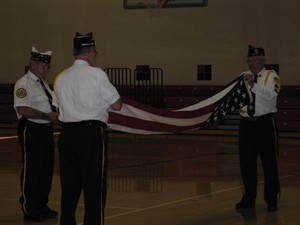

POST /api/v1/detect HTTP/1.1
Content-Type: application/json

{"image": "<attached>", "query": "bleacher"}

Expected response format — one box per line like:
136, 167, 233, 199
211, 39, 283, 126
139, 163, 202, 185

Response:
0, 84, 16, 128
1, 83, 300, 134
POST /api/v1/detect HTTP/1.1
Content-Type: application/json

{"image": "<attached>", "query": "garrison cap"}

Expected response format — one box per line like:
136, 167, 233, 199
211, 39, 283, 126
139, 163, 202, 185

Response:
73, 32, 96, 50
30, 46, 52, 64
247, 45, 265, 57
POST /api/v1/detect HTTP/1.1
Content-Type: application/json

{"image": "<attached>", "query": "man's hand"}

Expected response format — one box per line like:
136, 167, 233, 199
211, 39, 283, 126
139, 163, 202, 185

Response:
244, 74, 254, 88
47, 112, 60, 124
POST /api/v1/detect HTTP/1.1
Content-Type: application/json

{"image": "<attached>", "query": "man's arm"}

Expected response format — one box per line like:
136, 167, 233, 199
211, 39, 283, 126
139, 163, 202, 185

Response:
16, 106, 59, 123
110, 98, 122, 111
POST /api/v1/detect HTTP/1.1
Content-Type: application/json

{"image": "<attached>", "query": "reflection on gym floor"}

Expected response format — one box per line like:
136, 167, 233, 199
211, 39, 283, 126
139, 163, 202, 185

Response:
0, 132, 299, 225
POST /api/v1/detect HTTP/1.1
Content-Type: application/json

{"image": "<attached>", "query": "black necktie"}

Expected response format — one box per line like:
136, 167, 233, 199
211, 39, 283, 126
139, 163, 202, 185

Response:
40, 79, 57, 112
247, 74, 258, 117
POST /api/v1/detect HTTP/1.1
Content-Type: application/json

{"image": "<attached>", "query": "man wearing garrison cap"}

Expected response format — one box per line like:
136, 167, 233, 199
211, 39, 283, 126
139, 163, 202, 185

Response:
14, 47, 59, 221
54, 32, 122, 225
247, 45, 265, 57
236, 45, 281, 212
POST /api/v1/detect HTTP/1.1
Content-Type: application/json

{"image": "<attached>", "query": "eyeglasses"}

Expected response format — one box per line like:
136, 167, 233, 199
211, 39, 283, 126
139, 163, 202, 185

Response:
247, 58, 258, 64
247, 57, 264, 64
91, 49, 98, 55
36, 62, 50, 70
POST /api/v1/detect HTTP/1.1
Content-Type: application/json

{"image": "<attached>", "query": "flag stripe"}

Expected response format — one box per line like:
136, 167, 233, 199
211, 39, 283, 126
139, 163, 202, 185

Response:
109, 111, 211, 133
119, 97, 214, 118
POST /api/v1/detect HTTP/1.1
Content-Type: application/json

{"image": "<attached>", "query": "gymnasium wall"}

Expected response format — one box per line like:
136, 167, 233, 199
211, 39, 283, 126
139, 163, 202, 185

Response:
0, 0, 299, 85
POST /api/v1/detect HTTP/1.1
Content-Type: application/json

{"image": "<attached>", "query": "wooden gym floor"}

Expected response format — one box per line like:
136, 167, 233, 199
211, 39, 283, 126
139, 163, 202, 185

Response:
0, 130, 299, 225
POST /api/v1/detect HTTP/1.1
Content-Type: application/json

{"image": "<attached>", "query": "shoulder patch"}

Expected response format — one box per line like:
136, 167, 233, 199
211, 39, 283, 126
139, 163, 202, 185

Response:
274, 77, 281, 93
16, 88, 27, 98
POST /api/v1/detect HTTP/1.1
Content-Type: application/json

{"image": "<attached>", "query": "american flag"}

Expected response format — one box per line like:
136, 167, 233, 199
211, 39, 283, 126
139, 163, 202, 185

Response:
108, 75, 252, 135
205, 75, 252, 126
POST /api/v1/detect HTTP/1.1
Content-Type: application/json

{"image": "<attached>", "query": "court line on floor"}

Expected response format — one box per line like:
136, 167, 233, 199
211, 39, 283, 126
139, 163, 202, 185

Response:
0, 197, 138, 211
104, 185, 243, 220
0, 174, 295, 207
0, 135, 18, 140
104, 174, 295, 220
0, 132, 60, 141
0, 174, 296, 225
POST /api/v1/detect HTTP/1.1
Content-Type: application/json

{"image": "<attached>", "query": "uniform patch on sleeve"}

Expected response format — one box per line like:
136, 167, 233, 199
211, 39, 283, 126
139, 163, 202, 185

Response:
16, 88, 27, 98
274, 77, 281, 93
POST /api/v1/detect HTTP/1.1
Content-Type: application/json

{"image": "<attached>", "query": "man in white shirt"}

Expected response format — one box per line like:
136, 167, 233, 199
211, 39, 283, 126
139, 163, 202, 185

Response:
236, 45, 281, 212
54, 32, 122, 225
14, 47, 59, 222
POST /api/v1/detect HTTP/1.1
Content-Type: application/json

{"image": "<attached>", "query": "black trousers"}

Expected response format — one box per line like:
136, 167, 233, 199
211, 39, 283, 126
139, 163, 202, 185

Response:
238, 115, 280, 205
18, 120, 55, 214
59, 121, 108, 225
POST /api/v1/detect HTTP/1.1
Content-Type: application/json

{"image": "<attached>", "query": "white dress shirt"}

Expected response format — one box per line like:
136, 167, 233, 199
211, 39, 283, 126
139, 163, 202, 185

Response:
240, 67, 280, 117
54, 60, 120, 124
14, 71, 55, 123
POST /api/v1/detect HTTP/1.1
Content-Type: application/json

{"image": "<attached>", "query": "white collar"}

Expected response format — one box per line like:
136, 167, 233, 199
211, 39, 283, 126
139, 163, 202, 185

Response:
74, 59, 90, 66
27, 70, 41, 82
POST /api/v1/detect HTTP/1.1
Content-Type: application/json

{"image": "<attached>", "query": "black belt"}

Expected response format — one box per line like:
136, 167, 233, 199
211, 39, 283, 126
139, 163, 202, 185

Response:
63, 120, 107, 128
242, 113, 274, 122
27, 121, 52, 127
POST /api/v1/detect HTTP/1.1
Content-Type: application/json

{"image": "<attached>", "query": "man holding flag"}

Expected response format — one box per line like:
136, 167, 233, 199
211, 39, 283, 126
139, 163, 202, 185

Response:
236, 45, 281, 212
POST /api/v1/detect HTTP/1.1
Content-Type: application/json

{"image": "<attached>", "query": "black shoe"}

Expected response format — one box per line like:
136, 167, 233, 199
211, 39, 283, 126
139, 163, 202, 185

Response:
267, 204, 278, 212
236, 201, 255, 209
23, 212, 45, 222
235, 196, 255, 210
41, 206, 58, 219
